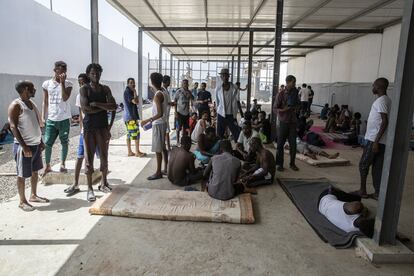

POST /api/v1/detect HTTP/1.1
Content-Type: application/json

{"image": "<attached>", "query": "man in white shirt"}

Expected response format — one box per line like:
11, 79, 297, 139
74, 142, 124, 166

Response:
236, 121, 259, 161
215, 68, 243, 142
41, 61, 73, 175
298, 83, 310, 115
353, 78, 391, 200
318, 186, 374, 237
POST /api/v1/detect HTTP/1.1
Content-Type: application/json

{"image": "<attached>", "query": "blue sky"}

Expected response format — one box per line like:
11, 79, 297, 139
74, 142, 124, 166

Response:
33, 0, 161, 58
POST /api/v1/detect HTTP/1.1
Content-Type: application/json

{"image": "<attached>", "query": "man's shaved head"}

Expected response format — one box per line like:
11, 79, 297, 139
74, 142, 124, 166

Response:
373, 77, 389, 95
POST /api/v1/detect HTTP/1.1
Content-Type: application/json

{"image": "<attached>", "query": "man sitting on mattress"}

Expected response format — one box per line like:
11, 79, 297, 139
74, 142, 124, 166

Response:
318, 186, 374, 237
285, 138, 340, 160
168, 135, 203, 186
239, 137, 275, 187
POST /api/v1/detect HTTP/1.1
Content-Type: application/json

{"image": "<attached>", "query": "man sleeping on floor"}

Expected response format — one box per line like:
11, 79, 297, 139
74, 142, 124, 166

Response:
318, 186, 374, 237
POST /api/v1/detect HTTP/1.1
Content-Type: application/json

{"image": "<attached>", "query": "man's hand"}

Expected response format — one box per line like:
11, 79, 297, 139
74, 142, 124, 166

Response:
175, 112, 179, 119
22, 146, 32, 157
59, 73, 66, 84
141, 119, 149, 127
372, 142, 379, 153
40, 142, 45, 152
40, 119, 45, 129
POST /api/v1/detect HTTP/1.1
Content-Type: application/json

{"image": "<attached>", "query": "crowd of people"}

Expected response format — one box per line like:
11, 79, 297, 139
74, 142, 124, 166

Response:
6, 55, 391, 237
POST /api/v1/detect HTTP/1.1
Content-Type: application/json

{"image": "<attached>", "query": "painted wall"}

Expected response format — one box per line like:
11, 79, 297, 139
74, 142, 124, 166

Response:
0, 0, 149, 125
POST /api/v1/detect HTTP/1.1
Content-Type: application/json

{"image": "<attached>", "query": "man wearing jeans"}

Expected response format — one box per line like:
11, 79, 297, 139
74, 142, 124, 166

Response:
353, 78, 391, 200
41, 61, 73, 175
275, 75, 300, 172
215, 68, 243, 142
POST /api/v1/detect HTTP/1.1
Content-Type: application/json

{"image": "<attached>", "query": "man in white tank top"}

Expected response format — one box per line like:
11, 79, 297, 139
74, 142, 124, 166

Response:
8, 81, 49, 211
141, 72, 167, 180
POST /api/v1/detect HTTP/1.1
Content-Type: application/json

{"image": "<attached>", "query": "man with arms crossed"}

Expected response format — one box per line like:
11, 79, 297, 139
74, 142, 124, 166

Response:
80, 63, 117, 201
353, 78, 391, 200
9, 81, 48, 211
42, 61, 73, 175
174, 79, 193, 144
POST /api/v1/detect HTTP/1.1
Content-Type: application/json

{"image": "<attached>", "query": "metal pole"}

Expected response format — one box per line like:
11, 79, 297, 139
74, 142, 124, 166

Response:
271, 0, 284, 141
177, 60, 181, 86
138, 28, 143, 119
170, 55, 173, 77
237, 46, 241, 83
159, 46, 163, 72
247, 31, 254, 111
90, 0, 99, 63
231, 56, 235, 83
373, 0, 414, 245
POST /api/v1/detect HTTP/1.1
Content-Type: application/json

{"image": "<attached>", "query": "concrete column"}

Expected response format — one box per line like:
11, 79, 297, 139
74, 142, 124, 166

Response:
373, 0, 414, 245
138, 28, 143, 118
271, 0, 284, 141
90, 0, 99, 63
247, 31, 254, 111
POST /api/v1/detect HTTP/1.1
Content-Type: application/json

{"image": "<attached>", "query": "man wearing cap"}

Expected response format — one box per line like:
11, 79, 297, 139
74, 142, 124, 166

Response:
215, 68, 243, 142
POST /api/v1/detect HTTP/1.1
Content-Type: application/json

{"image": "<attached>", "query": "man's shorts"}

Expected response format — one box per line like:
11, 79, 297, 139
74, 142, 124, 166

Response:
13, 143, 43, 178
77, 133, 100, 159
152, 122, 167, 153
177, 113, 190, 130
125, 120, 141, 140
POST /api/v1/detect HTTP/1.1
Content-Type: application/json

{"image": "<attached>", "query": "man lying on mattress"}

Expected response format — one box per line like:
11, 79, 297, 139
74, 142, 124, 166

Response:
285, 138, 340, 160
239, 137, 276, 187
318, 186, 374, 237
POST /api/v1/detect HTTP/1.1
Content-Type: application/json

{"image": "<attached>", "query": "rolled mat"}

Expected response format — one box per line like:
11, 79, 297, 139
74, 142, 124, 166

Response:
89, 186, 255, 224
278, 178, 363, 248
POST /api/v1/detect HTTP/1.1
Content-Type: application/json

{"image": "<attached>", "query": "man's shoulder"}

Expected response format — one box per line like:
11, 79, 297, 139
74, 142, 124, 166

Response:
42, 79, 53, 90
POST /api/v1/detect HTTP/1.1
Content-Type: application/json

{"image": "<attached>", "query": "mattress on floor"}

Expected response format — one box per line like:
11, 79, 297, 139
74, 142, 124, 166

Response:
89, 186, 255, 224
285, 150, 350, 167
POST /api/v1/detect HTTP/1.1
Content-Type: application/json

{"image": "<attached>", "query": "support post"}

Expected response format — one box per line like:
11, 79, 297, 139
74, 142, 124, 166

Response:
271, 0, 284, 141
138, 28, 143, 119
170, 55, 173, 77
159, 46, 163, 73
373, 0, 414, 245
177, 60, 181, 87
237, 46, 241, 83
247, 31, 254, 111
231, 56, 235, 83
90, 0, 99, 63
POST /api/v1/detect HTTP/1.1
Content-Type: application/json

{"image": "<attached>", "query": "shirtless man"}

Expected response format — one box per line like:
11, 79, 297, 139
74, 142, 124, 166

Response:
194, 127, 220, 164
240, 137, 276, 187
168, 135, 202, 186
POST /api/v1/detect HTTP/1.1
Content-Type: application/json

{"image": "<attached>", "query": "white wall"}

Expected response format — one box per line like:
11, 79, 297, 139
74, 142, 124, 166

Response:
0, 0, 150, 125
303, 49, 333, 83
378, 24, 401, 81
286, 57, 305, 82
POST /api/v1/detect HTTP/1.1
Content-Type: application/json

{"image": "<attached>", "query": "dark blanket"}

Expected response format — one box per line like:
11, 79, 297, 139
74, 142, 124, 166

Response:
278, 178, 364, 248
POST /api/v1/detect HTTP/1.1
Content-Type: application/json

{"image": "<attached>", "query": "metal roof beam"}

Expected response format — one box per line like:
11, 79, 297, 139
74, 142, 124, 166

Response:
162, 44, 333, 49
140, 26, 382, 33
172, 54, 305, 57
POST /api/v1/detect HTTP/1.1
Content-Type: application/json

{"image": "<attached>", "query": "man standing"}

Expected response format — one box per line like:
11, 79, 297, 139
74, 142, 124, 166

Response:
174, 79, 193, 143
308, 85, 314, 113
195, 82, 212, 118
80, 63, 117, 201
191, 82, 199, 100
275, 75, 300, 172
141, 72, 168, 180
162, 75, 174, 151
215, 68, 243, 142
353, 78, 391, 200
298, 83, 310, 115
41, 61, 73, 175
123, 77, 145, 157
8, 81, 48, 211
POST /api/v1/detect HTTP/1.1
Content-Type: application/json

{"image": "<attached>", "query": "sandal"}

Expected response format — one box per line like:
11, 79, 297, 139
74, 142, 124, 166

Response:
87, 190, 96, 202
19, 202, 35, 212
350, 190, 369, 199
29, 195, 49, 203
368, 193, 379, 200
147, 174, 163, 181
60, 167, 68, 173
64, 185, 80, 196
98, 184, 112, 193
135, 152, 147, 157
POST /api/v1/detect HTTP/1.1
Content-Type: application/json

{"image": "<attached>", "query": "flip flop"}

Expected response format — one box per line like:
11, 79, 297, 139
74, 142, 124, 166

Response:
350, 190, 369, 199
87, 190, 96, 202
29, 196, 49, 203
60, 167, 68, 173
19, 202, 35, 212
368, 193, 379, 200
98, 185, 112, 193
136, 152, 147, 157
64, 185, 81, 196
147, 174, 163, 181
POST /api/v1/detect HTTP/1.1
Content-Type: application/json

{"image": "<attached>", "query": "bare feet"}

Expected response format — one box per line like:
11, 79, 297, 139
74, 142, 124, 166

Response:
328, 153, 340, 159
41, 166, 52, 177
60, 166, 68, 173
351, 189, 369, 199
29, 195, 49, 203
128, 152, 135, 157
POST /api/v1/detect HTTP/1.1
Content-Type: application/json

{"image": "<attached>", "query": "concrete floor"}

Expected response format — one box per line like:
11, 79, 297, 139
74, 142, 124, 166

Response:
1, 113, 414, 275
